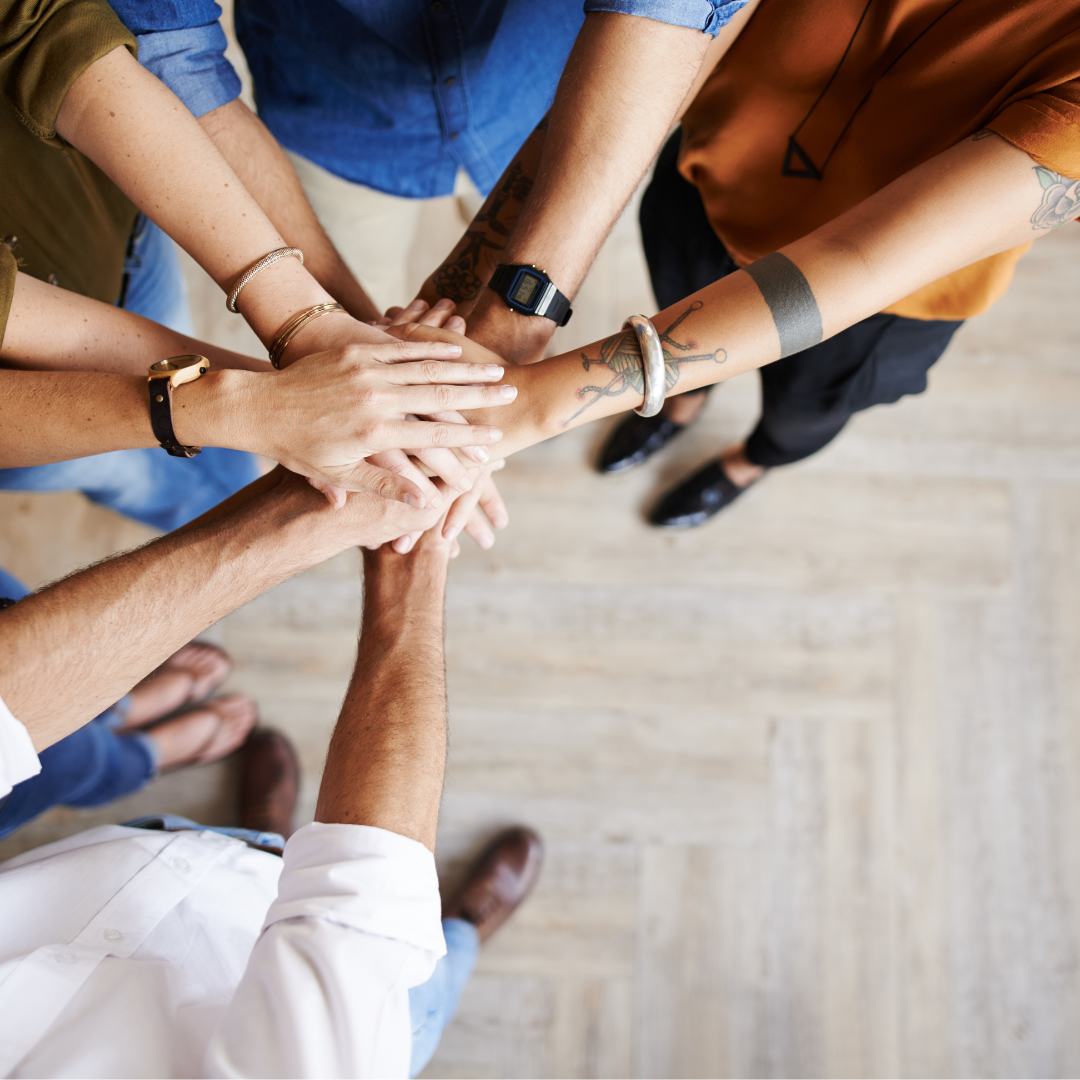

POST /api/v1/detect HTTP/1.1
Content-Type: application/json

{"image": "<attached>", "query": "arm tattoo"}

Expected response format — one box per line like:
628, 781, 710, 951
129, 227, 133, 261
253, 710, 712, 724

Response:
1031, 166, 1080, 231
742, 252, 823, 358
432, 162, 534, 302
562, 302, 726, 427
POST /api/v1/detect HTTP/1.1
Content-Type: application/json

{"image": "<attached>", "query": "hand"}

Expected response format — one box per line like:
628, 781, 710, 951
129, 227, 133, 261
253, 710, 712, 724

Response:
376, 297, 467, 335
211, 339, 517, 508
388, 460, 508, 555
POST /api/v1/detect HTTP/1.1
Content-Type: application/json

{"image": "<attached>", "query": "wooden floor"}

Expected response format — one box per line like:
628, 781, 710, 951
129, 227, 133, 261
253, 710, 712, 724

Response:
2, 199, 1080, 1075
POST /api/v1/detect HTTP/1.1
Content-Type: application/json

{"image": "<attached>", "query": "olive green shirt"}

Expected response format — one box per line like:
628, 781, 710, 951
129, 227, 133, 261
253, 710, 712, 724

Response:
0, 0, 138, 310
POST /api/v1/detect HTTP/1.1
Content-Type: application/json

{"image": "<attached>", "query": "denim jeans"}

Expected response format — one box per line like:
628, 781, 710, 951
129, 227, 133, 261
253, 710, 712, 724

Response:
0, 215, 260, 532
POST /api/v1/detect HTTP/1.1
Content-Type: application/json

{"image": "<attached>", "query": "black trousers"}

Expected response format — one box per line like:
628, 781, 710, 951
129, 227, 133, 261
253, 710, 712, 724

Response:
639, 132, 963, 468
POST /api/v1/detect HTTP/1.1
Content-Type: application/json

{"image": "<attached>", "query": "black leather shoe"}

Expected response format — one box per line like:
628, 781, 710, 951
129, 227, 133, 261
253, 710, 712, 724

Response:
597, 413, 685, 473
648, 460, 759, 529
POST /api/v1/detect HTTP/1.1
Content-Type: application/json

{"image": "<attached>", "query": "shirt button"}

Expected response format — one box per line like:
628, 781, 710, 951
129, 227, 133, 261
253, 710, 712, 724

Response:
444, 76, 456, 87
103, 929, 122, 943
430, 0, 444, 10
55, 953, 77, 964
173, 857, 190, 871
449, 132, 459, 141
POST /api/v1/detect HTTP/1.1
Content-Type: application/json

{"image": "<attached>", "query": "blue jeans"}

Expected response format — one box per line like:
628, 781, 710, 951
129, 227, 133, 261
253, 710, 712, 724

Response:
409, 917, 481, 1076
0, 215, 260, 532
0, 570, 159, 840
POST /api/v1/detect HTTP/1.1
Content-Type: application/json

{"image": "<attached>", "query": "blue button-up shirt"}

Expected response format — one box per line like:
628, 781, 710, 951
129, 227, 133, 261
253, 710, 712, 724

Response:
112, 0, 746, 199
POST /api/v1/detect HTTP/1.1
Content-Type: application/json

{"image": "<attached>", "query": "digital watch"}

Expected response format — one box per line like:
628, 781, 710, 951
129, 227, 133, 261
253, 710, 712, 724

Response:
488, 264, 573, 326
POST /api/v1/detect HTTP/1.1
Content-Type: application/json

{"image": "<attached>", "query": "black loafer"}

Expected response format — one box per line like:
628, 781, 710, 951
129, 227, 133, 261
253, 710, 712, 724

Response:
597, 413, 685, 474
648, 460, 758, 529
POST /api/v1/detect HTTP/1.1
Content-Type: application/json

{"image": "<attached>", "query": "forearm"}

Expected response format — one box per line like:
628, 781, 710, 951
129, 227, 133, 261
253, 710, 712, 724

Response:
55, 46, 336, 346
461, 133, 1061, 453
1, 272, 269, 375
418, 118, 549, 313
315, 548, 449, 850
464, 13, 710, 359
198, 100, 381, 323
0, 472, 350, 749
0, 367, 271, 467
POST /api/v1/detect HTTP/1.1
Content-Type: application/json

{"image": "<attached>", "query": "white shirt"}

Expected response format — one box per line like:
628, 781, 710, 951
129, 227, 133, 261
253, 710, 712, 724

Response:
0, 822, 445, 1077
0, 693, 40, 800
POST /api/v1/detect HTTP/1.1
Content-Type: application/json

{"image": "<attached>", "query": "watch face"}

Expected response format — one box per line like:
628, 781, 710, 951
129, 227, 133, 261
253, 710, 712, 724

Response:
511, 271, 542, 308
150, 354, 207, 373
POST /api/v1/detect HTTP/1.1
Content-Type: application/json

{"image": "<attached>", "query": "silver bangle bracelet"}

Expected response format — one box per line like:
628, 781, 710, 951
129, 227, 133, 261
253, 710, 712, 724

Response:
226, 247, 305, 313
624, 315, 666, 418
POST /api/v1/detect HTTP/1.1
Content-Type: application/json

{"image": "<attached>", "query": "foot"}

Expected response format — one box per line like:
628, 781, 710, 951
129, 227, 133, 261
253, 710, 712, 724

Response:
122, 642, 232, 728
145, 693, 258, 770
239, 729, 300, 839
443, 826, 544, 942
597, 390, 709, 474
648, 443, 766, 529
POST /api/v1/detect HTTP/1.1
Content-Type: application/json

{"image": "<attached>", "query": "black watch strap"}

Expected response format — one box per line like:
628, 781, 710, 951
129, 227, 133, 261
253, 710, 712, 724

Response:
149, 379, 202, 458
489, 264, 573, 327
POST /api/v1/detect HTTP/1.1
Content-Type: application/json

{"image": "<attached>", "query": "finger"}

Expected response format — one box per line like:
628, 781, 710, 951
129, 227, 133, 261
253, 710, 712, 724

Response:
416, 298, 457, 328
441, 477, 487, 542
463, 505, 496, 550
381, 355, 505, 383
446, 315, 466, 333
387, 299, 429, 327
422, 410, 490, 465
392, 530, 423, 555
368, 449, 443, 509
307, 475, 347, 510
360, 338, 467, 365
477, 476, 509, 530
450, 538, 461, 558
379, 416, 505, 451
382, 382, 517, 416
324, 459, 433, 507
409, 446, 476, 493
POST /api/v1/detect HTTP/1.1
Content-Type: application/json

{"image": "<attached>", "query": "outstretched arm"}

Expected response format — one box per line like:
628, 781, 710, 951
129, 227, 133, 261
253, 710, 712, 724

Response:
315, 530, 452, 850
429, 132, 1076, 450
419, 4, 759, 364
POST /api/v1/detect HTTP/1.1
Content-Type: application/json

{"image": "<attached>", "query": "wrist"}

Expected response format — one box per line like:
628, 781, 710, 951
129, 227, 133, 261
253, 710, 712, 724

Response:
233, 256, 336, 346
470, 293, 555, 365
169, 368, 264, 453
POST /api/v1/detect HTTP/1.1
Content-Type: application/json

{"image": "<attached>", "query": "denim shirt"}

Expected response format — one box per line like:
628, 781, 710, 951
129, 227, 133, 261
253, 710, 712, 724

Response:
111, 0, 747, 198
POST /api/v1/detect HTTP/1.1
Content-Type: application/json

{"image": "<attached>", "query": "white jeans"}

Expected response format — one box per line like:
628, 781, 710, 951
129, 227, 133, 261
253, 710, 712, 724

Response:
287, 151, 484, 314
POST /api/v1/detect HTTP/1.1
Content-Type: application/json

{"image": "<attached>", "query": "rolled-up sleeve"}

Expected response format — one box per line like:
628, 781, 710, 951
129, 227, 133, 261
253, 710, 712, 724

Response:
0, 690, 41, 801
583, 0, 748, 35
204, 822, 444, 1079
108, 0, 240, 117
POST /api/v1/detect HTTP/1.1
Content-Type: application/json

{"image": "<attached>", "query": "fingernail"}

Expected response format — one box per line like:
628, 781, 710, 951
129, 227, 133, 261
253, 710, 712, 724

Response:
489, 428, 504, 441
457, 476, 474, 492
484, 364, 503, 377
441, 344, 463, 355
444, 525, 461, 541
402, 492, 420, 508
479, 533, 494, 550
499, 385, 518, 399
407, 298, 426, 311
429, 495, 443, 510
397, 536, 414, 553
434, 297, 453, 309
473, 446, 489, 463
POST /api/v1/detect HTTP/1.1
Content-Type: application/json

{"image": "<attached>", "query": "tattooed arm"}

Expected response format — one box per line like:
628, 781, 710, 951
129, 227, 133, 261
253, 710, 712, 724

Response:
402, 131, 1077, 454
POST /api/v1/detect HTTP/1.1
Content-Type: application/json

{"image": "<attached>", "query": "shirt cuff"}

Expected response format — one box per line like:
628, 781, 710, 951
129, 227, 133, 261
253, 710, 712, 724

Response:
134, 24, 241, 119
266, 823, 446, 958
582, 0, 748, 35
0, 691, 41, 801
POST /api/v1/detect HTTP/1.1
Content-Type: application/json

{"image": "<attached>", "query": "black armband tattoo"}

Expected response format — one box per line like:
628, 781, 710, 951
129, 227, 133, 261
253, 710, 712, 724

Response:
743, 252, 823, 358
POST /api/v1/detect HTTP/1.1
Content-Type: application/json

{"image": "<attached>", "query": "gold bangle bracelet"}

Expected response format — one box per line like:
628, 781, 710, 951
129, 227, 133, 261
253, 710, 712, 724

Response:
268, 302, 346, 368
226, 247, 305, 313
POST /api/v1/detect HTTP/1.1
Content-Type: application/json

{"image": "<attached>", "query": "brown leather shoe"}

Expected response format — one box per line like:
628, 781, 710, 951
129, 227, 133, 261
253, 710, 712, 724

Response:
239, 728, 299, 839
443, 826, 544, 942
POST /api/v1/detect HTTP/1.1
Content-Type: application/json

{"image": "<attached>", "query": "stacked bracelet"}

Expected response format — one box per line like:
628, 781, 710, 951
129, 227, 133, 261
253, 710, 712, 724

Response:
226, 247, 305, 313
624, 315, 666, 417
268, 302, 347, 368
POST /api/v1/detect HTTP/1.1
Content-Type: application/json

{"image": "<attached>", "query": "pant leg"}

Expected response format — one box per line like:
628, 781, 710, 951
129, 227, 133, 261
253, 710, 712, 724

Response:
408, 917, 481, 1077
119, 213, 194, 335
745, 313, 964, 467
0, 717, 157, 840
0, 567, 30, 603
